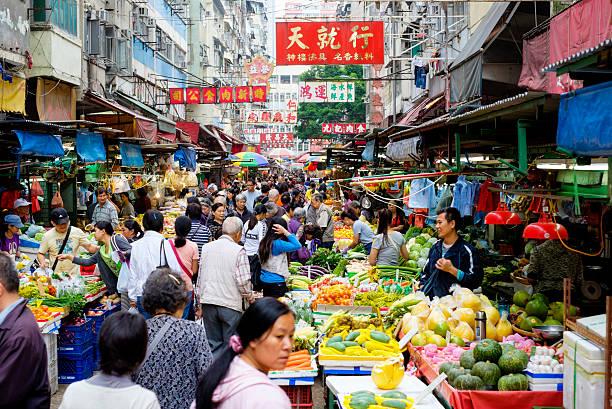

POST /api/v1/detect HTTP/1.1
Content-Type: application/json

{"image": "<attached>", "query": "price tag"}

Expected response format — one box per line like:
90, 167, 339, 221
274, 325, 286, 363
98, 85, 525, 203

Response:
395, 269, 399, 282
413, 373, 447, 405
399, 326, 419, 350
37, 280, 46, 297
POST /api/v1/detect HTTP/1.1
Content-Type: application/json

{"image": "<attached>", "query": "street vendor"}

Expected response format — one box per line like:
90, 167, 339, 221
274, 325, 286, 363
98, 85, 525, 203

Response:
13, 198, 32, 224
420, 207, 484, 297
37, 208, 99, 275
341, 210, 374, 254
525, 238, 583, 300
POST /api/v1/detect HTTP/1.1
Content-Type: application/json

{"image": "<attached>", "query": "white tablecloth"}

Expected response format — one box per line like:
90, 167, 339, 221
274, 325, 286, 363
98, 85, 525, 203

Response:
326, 375, 445, 409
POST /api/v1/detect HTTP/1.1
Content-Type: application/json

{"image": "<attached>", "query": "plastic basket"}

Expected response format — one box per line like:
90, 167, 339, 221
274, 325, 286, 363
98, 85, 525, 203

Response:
58, 346, 94, 375
58, 340, 94, 357
43, 332, 57, 363
59, 366, 94, 384
280, 385, 313, 409
58, 318, 95, 345
80, 264, 96, 275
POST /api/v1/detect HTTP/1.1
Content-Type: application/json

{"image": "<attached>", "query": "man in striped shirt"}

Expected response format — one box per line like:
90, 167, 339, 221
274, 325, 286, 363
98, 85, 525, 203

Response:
186, 202, 211, 253
91, 188, 119, 229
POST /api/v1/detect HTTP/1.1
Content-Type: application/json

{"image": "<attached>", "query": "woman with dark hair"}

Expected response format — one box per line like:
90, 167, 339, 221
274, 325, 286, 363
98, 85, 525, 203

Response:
169, 216, 198, 320
258, 217, 301, 298
368, 209, 410, 267
122, 219, 144, 243
299, 224, 322, 264
241, 204, 268, 291
194, 297, 293, 409
388, 199, 407, 233
134, 268, 212, 409
0, 214, 22, 258
225, 188, 237, 213
59, 221, 131, 296
59, 312, 160, 409
119, 192, 135, 219
341, 210, 374, 254
134, 188, 151, 215
128, 210, 183, 318
186, 202, 212, 254
207, 203, 225, 240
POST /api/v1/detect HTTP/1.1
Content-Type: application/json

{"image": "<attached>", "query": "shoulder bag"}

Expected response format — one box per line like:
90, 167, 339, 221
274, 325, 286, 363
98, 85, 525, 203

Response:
51, 226, 71, 272
169, 239, 193, 279
157, 239, 169, 269
141, 318, 174, 366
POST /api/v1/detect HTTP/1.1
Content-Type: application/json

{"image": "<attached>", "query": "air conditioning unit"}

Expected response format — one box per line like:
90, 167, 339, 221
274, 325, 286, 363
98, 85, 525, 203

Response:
145, 17, 155, 27
88, 9, 98, 20
147, 26, 156, 41
99, 11, 109, 22
105, 0, 117, 11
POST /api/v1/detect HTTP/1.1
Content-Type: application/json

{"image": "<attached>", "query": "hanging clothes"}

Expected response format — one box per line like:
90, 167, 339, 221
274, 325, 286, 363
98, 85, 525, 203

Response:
408, 179, 436, 210
435, 185, 453, 213
476, 180, 500, 213
451, 176, 476, 217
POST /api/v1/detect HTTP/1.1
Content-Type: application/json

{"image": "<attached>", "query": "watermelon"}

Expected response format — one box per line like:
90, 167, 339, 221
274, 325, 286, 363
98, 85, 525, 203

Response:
519, 316, 543, 332
498, 373, 529, 391
512, 291, 531, 308
459, 349, 476, 369
498, 349, 529, 374
473, 339, 503, 363
471, 361, 501, 387
439, 362, 460, 376
454, 374, 484, 390
525, 299, 548, 320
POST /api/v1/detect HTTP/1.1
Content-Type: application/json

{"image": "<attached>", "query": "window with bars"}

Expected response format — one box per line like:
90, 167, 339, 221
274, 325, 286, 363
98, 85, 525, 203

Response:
32, 0, 78, 37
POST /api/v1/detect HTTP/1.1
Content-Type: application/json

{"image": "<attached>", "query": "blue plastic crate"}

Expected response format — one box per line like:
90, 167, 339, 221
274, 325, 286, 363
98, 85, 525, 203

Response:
58, 319, 94, 346
58, 346, 94, 375
58, 341, 93, 358
58, 366, 94, 384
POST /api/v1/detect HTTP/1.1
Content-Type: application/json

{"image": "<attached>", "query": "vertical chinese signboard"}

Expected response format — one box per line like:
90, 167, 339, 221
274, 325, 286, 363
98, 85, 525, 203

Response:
276, 21, 384, 65
260, 133, 294, 149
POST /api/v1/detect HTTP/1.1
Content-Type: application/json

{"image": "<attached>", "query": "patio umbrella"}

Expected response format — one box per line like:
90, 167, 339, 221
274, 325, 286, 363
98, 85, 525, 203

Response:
303, 156, 326, 171
232, 152, 269, 167
266, 148, 296, 159
296, 153, 311, 163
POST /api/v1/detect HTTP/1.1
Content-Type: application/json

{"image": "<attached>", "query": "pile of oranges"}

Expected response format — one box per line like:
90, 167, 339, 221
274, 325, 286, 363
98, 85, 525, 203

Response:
312, 284, 354, 308
29, 305, 54, 322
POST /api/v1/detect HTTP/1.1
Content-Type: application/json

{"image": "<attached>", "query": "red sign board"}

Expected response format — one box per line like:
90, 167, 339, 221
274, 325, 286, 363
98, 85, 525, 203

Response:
169, 87, 267, 104
202, 88, 217, 104
252, 86, 268, 102
219, 87, 234, 103
276, 21, 384, 66
321, 123, 367, 134
169, 88, 184, 104
235, 86, 250, 103
186, 88, 201, 104
260, 133, 294, 148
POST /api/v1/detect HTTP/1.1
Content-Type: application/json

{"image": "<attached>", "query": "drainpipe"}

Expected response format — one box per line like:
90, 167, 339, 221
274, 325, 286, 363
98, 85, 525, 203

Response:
454, 132, 462, 172
517, 119, 534, 175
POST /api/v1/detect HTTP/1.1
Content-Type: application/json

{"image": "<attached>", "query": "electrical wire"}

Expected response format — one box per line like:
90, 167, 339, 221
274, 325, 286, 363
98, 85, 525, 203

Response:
550, 199, 610, 257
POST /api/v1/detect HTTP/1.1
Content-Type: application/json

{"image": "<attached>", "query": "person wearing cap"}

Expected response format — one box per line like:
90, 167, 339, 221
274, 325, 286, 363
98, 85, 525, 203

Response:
92, 188, 119, 229
0, 215, 23, 258
13, 198, 32, 224
37, 208, 98, 275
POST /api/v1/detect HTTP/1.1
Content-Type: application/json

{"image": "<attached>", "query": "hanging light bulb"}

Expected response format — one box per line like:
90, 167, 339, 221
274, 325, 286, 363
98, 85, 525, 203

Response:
485, 203, 522, 225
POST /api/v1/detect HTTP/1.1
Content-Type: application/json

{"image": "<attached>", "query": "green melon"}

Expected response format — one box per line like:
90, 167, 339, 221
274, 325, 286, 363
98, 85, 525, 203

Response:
498, 373, 529, 391
525, 299, 548, 320
515, 312, 528, 328
473, 339, 503, 363
439, 362, 460, 376
509, 304, 522, 315
531, 292, 550, 306
450, 335, 466, 347
519, 316, 543, 332
471, 361, 501, 387
498, 349, 529, 374
433, 321, 451, 338
543, 318, 563, 326
512, 291, 531, 308
448, 367, 470, 385
454, 374, 484, 390
459, 349, 476, 369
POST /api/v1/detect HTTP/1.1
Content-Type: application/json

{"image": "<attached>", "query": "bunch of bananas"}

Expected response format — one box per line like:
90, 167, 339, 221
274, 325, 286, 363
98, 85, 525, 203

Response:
511, 195, 531, 213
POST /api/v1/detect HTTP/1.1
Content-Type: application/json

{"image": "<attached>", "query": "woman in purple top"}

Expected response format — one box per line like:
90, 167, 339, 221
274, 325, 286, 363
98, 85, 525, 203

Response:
1, 214, 22, 258
287, 206, 306, 262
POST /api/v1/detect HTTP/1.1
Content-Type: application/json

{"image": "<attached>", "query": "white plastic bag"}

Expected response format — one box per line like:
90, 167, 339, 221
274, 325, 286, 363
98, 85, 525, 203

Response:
116, 262, 131, 293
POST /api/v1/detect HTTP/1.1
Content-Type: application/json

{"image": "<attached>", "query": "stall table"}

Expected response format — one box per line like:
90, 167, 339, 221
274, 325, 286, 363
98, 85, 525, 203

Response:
326, 375, 445, 409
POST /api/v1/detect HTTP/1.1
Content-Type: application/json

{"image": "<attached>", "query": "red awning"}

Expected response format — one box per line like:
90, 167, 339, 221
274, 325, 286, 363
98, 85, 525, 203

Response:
176, 121, 200, 144
158, 131, 176, 142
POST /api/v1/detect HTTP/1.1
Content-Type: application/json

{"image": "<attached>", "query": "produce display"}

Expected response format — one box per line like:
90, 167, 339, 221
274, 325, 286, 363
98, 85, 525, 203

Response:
510, 290, 575, 332
321, 328, 401, 358
282, 350, 315, 371
307, 248, 344, 272
371, 357, 405, 390
343, 390, 414, 409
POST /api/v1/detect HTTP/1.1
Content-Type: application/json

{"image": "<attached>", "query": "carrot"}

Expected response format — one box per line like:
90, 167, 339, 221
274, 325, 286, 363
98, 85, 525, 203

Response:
286, 360, 310, 368
286, 355, 310, 364
291, 363, 313, 370
290, 350, 309, 357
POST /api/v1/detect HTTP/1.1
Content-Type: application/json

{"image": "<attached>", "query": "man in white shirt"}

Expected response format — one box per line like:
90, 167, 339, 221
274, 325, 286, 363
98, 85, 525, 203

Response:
242, 179, 261, 212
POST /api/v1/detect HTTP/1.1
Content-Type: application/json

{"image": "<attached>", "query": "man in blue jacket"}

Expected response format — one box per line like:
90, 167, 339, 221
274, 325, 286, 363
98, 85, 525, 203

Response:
420, 207, 484, 298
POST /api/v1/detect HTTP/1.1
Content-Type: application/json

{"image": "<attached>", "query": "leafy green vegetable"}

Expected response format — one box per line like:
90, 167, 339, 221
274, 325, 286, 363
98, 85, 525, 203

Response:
307, 248, 343, 272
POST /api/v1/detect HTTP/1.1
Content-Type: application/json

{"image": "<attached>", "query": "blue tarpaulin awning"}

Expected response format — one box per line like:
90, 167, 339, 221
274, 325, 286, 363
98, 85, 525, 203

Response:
174, 146, 197, 171
557, 80, 612, 156
76, 131, 106, 162
119, 142, 144, 167
13, 130, 64, 157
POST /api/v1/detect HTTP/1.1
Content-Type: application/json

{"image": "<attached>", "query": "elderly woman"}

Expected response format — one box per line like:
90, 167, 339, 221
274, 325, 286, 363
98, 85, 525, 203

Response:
133, 268, 213, 409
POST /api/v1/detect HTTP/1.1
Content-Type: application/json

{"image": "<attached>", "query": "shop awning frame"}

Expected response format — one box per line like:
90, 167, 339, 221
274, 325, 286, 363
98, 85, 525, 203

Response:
115, 91, 176, 134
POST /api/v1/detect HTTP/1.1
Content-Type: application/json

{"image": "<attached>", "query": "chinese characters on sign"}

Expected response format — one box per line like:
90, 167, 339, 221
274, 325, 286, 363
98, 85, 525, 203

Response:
245, 56, 275, 87
276, 21, 384, 66
244, 127, 292, 134
260, 133, 295, 148
298, 82, 355, 103
169, 86, 267, 104
321, 123, 367, 134
247, 111, 298, 124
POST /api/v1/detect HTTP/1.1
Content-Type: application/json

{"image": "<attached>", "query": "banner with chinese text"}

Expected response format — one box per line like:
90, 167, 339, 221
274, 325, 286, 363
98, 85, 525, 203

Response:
299, 81, 356, 103
247, 111, 297, 124
169, 86, 267, 104
260, 133, 294, 148
276, 21, 384, 65
321, 123, 367, 134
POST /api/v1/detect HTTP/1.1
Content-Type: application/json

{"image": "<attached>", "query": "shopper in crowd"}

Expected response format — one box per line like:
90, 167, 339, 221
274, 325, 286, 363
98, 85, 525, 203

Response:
368, 209, 410, 267
60, 221, 131, 296
59, 312, 159, 409
185, 203, 212, 254
242, 179, 260, 212
300, 224, 322, 263
305, 181, 318, 201
291, 188, 304, 207
225, 189, 237, 213
134, 269, 212, 409
92, 188, 119, 229
194, 297, 293, 409
341, 210, 375, 254
264, 202, 279, 220
201, 199, 213, 225
128, 210, 182, 318
119, 192, 135, 219
13, 198, 32, 224
207, 203, 225, 240
38, 208, 98, 275
0, 254, 50, 409
241, 204, 268, 291
197, 217, 253, 357
0, 214, 22, 258
169, 216, 198, 320
420, 207, 484, 298
122, 219, 144, 243
311, 194, 334, 250
258, 217, 301, 298
134, 188, 151, 215
388, 199, 407, 234
287, 205, 305, 240
268, 189, 280, 208
280, 193, 292, 221
234, 193, 252, 224
255, 185, 270, 207
208, 184, 218, 198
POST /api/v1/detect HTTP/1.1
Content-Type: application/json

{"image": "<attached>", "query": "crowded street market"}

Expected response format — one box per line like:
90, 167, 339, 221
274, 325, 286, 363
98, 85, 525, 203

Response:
0, 0, 611, 409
